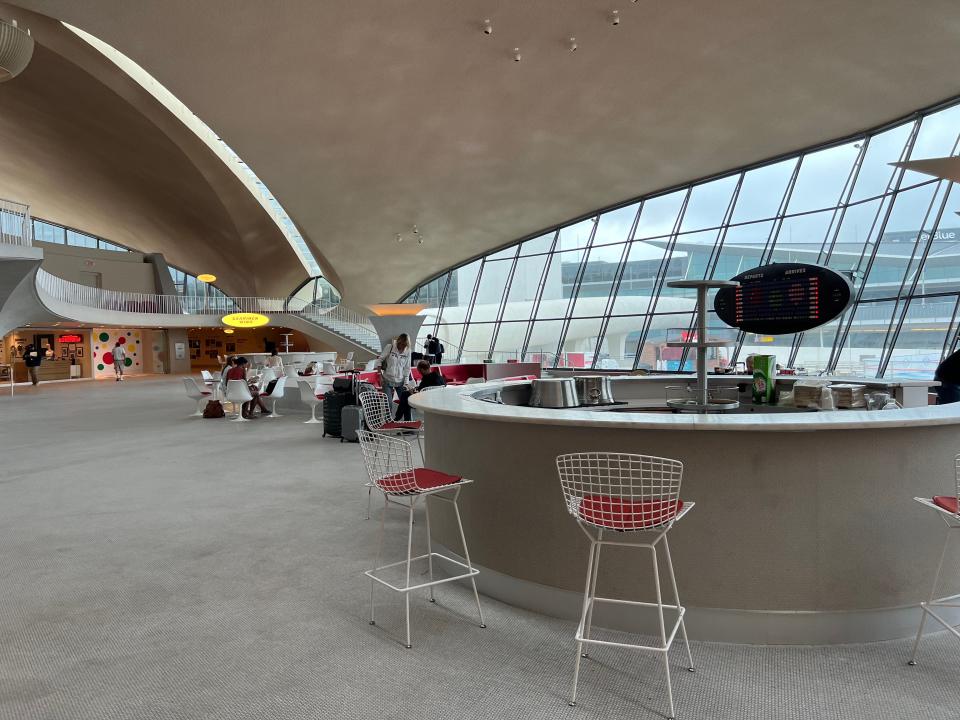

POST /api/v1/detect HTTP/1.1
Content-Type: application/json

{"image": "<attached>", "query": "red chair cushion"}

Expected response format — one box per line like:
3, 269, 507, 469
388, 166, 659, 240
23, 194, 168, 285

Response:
200, 391, 211, 395
934, 495, 959, 514
578, 495, 683, 530
382, 420, 423, 431
379, 467, 461, 493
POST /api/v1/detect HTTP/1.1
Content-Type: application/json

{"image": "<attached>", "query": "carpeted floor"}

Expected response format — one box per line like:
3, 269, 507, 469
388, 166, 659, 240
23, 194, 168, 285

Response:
0, 377, 957, 719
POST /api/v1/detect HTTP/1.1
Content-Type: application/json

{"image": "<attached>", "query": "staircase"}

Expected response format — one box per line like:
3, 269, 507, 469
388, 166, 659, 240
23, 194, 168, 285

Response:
300, 304, 381, 353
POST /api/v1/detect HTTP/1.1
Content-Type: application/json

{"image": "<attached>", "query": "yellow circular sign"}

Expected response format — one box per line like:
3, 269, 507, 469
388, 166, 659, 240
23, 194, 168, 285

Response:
221, 312, 270, 328
197, 273, 217, 283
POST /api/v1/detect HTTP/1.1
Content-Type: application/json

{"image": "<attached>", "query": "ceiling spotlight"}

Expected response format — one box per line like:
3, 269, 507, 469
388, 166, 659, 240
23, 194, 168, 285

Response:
417, 236, 424, 245
0, 18, 34, 82
569, 36, 578, 51
513, 47, 521, 62
396, 233, 403, 243
483, 18, 493, 35
412, 224, 419, 235
611, 9, 620, 25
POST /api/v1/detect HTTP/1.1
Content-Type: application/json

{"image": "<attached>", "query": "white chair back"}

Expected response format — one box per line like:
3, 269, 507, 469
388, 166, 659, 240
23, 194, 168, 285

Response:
299, 379, 320, 404
358, 429, 416, 494
346, 351, 355, 361
322, 361, 337, 375
556, 452, 684, 531
183, 377, 207, 400
200, 369, 214, 383
364, 359, 377, 371
259, 367, 277, 385
225, 379, 253, 404
265, 376, 286, 397
359, 390, 392, 431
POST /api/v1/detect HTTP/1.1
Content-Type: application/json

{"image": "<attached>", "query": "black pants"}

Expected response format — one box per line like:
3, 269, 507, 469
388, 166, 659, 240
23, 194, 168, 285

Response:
395, 388, 413, 421
937, 382, 960, 404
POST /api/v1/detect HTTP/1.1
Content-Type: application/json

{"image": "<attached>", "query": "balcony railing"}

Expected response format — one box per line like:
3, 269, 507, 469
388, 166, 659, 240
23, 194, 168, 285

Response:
0, 199, 32, 247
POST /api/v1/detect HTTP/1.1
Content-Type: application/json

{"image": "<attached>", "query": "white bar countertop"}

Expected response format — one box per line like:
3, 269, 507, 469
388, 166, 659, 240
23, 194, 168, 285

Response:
410, 378, 959, 432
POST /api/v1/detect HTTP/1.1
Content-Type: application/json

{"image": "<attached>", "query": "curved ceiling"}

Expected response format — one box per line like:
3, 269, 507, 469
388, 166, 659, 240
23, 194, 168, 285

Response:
0, 5, 312, 298
8, 0, 960, 304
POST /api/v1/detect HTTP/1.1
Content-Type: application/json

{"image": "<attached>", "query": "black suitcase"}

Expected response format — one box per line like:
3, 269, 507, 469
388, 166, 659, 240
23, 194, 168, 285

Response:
322, 391, 355, 437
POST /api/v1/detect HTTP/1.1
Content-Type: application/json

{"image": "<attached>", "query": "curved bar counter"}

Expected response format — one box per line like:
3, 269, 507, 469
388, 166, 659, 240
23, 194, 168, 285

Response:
411, 377, 960, 644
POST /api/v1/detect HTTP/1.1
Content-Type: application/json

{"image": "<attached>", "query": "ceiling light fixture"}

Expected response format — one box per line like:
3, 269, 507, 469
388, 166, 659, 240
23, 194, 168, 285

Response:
223, 328, 235, 334
611, 9, 620, 25
513, 47, 521, 62
483, 18, 493, 35
0, 18, 34, 82
395, 233, 403, 243
197, 273, 217, 283
569, 36, 578, 52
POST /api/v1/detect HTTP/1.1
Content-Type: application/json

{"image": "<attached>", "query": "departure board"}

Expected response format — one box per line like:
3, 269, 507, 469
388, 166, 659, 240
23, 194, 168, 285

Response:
714, 263, 852, 334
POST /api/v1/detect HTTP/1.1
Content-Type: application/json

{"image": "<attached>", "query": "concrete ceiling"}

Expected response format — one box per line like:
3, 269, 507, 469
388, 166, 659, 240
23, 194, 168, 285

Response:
7, 0, 960, 304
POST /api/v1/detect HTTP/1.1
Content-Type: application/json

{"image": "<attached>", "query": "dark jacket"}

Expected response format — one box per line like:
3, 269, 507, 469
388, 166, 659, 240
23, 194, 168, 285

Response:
418, 370, 446, 391
22, 347, 42, 367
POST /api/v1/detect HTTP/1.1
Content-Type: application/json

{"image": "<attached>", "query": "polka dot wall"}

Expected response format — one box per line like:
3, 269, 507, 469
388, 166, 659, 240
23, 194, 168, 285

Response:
92, 329, 143, 379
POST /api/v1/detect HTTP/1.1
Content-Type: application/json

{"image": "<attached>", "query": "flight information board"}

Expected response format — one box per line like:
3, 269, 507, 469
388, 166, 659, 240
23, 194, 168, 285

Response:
714, 263, 853, 334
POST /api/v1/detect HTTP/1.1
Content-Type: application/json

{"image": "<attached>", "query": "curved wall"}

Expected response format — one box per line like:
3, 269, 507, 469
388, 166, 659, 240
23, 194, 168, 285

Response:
0, 7, 307, 298
403, 97, 960, 379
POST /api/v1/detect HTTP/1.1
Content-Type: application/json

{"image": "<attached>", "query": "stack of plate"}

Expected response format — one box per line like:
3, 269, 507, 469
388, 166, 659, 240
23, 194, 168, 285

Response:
793, 383, 827, 408
830, 383, 866, 408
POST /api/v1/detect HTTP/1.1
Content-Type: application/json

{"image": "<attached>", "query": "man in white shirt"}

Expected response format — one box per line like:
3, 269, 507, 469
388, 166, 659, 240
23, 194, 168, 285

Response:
112, 340, 127, 381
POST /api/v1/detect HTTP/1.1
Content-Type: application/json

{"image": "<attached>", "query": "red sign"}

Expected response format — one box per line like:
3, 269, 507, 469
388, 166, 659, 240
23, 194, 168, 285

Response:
58, 334, 83, 343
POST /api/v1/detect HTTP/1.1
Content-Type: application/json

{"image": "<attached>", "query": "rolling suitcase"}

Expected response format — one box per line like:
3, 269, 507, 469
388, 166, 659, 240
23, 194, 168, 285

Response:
340, 404, 364, 443
322, 390, 354, 437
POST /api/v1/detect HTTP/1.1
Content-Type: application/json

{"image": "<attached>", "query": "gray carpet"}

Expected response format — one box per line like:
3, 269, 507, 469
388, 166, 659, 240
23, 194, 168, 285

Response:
0, 377, 957, 720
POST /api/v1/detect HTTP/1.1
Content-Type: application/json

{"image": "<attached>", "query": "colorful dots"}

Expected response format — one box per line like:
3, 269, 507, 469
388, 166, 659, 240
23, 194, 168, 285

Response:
103, 351, 114, 365
127, 344, 136, 353
98, 332, 109, 342
97, 363, 104, 371
124, 358, 133, 367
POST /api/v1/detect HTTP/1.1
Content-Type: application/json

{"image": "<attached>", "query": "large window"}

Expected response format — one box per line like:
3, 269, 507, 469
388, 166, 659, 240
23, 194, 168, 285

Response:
33, 218, 130, 252
402, 97, 960, 377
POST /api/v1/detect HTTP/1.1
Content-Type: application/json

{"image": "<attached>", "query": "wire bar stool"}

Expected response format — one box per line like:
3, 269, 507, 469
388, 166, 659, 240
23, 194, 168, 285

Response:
557, 451, 695, 719
909, 453, 960, 666
359, 429, 485, 648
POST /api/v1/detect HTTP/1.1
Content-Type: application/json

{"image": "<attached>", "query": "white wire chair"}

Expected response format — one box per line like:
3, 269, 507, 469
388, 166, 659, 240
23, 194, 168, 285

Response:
358, 429, 485, 649
909, 453, 960, 666
556, 451, 694, 718
359, 390, 424, 459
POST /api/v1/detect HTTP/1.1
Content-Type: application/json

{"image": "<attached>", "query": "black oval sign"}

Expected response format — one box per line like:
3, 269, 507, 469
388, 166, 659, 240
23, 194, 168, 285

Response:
714, 263, 853, 335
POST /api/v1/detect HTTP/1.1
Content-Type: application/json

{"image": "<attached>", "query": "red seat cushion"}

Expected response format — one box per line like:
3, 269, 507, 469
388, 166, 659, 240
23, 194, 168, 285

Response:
934, 495, 959, 514
200, 391, 211, 395
578, 495, 683, 530
382, 420, 423, 431
379, 467, 461, 494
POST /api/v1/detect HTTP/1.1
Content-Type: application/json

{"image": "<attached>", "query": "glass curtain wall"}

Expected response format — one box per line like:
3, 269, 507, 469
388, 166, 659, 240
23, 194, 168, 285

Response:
402, 97, 960, 378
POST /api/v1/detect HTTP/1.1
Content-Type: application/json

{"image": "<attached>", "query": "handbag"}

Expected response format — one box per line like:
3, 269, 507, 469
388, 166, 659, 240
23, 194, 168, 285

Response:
202, 400, 225, 418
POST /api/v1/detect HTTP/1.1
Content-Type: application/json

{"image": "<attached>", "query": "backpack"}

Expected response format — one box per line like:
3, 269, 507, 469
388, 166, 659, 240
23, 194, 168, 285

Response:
439, 343, 445, 354
202, 400, 225, 418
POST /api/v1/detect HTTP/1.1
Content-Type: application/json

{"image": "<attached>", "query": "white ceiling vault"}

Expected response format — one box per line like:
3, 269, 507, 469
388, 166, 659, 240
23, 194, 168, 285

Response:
8, 0, 960, 304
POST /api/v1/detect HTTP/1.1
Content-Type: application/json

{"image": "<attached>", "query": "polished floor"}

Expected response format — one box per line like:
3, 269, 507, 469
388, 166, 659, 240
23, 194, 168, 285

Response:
1, 377, 958, 720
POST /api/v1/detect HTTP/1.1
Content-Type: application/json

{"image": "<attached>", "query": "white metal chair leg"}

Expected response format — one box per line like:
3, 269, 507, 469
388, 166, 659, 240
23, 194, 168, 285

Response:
663, 534, 695, 672
191, 399, 205, 417
452, 493, 485, 628
570, 537, 598, 707
651, 544, 675, 720
425, 498, 435, 603
370, 496, 388, 627
266, 397, 282, 417
581, 536, 602, 659
909, 526, 953, 665
404, 498, 416, 648
365, 485, 372, 520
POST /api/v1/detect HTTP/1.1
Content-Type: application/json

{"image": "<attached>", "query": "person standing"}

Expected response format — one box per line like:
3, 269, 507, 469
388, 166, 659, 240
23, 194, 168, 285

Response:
377, 333, 412, 417
112, 339, 127, 381
264, 348, 284, 374
935, 348, 960, 404
22, 343, 42, 385
425, 334, 443, 365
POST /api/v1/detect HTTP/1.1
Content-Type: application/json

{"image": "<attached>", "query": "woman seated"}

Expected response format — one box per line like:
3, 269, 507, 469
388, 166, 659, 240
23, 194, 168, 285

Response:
395, 360, 447, 421
299, 361, 319, 376
225, 357, 270, 418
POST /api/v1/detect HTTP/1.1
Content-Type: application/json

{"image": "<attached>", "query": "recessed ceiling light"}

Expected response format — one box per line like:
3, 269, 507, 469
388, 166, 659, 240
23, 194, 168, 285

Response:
197, 273, 217, 283
483, 18, 492, 35
513, 47, 521, 62
611, 9, 620, 25
569, 37, 577, 51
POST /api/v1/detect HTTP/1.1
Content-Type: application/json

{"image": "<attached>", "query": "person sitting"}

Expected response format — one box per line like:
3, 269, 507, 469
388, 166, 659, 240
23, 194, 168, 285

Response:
299, 361, 319, 376
264, 348, 284, 373
225, 357, 270, 418
935, 348, 960, 404
394, 360, 447, 421
220, 355, 236, 393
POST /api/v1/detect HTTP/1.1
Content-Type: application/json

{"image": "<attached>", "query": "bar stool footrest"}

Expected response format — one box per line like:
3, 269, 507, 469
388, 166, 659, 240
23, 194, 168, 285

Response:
365, 552, 479, 593
575, 598, 686, 652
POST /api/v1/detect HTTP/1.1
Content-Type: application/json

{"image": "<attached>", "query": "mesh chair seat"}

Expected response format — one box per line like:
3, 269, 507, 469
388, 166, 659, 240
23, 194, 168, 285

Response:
378, 467, 461, 495
382, 420, 423, 431
934, 495, 959, 514
577, 495, 683, 531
